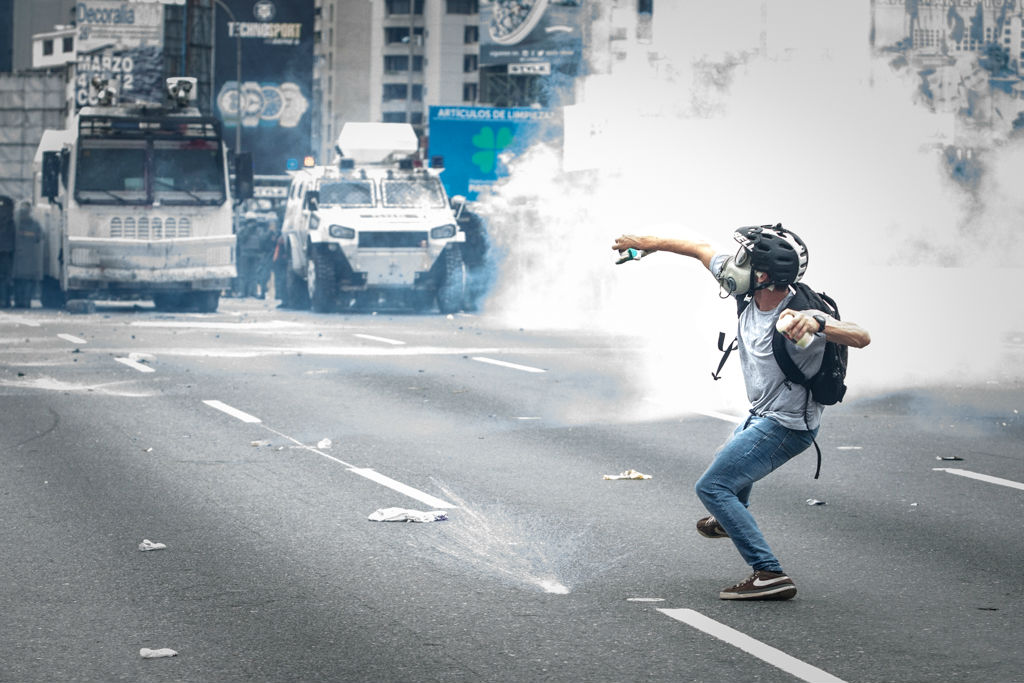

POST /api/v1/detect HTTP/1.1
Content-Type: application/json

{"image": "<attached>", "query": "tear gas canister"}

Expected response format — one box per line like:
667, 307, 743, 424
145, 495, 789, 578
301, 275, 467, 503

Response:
776, 312, 814, 348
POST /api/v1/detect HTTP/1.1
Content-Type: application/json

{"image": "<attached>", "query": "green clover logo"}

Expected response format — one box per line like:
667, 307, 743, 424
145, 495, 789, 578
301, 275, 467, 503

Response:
471, 125, 514, 174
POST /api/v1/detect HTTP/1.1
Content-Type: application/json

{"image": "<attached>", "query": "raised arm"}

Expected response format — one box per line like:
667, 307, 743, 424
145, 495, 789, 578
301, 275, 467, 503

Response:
612, 234, 717, 270
779, 309, 872, 349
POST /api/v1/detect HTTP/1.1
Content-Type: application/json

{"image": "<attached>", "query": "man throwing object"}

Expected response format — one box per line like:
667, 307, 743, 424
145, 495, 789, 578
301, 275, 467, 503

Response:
612, 225, 870, 600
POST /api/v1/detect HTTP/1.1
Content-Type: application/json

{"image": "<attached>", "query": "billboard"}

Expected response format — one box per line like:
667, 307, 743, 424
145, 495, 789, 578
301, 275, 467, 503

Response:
213, 0, 314, 174
73, 0, 166, 108
428, 105, 561, 200
480, 0, 583, 71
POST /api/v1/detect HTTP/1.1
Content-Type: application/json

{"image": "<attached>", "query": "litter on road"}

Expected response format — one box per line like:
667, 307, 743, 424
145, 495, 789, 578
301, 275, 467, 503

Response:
603, 469, 652, 480
317, 438, 332, 449
806, 499, 827, 506
140, 648, 178, 658
138, 539, 167, 551
368, 507, 448, 522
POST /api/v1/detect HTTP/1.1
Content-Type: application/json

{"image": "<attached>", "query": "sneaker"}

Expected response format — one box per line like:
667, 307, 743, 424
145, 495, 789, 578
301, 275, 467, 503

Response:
696, 515, 729, 539
719, 570, 797, 600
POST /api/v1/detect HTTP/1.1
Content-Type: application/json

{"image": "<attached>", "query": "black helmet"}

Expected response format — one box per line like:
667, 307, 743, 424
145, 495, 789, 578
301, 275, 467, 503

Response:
734, 223, 808, 288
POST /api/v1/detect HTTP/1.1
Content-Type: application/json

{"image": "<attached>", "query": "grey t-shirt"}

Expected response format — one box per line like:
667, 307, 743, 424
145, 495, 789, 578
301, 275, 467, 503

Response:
712, 252, 825, 430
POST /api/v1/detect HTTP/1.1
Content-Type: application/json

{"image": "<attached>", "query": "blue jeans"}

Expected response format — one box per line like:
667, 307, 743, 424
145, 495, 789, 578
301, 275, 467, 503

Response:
695, 415, 817, 574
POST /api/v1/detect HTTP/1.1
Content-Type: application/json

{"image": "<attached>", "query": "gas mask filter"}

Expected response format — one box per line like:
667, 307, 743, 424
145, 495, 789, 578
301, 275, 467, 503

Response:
717, 245, 753, 296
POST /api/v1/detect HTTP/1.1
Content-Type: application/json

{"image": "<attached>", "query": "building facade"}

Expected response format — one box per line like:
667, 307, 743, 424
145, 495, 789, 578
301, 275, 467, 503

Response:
313, 0, 483, 164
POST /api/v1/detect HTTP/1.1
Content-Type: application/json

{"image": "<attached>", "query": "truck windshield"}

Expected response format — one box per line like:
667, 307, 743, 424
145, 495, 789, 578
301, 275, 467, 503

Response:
319, 180, 373, 207
153, 140, 226, 204
75, 141, 147, 204
74, 138, 225, 205
380, 177, 446, 209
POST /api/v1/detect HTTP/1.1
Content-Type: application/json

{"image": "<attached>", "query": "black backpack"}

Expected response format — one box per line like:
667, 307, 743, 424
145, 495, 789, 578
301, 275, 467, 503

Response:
712, 282, 848, 478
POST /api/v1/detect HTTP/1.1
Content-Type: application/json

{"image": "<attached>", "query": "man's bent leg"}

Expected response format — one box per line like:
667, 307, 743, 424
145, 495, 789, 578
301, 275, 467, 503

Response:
695, 417, 815, 572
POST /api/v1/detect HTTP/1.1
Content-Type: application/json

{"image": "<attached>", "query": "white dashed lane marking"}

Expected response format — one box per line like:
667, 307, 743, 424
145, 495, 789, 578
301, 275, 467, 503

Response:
658, 608, 846, 683
471, 356, 545, 373
114, 356, 155, 373
202, 400, 454, 508
203, 400, 262, 423
933, 468, 1024, 491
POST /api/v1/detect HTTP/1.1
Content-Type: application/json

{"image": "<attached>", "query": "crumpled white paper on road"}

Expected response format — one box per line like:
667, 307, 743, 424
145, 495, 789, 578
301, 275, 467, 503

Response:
138, 539, 167, 551
368, 507, 448, 523
603, 469, 652, 480
140, 647, 178, 658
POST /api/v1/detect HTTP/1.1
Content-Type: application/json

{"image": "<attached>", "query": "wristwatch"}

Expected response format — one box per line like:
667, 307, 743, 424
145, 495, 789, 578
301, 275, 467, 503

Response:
812, 314, 827, 333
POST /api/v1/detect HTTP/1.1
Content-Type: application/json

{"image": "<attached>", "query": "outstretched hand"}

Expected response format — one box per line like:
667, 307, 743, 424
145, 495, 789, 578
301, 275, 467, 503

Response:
613, 234, 648, 252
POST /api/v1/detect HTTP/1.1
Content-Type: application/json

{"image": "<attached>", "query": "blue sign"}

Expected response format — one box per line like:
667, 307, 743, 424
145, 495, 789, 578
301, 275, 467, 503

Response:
428, 106, 562, 200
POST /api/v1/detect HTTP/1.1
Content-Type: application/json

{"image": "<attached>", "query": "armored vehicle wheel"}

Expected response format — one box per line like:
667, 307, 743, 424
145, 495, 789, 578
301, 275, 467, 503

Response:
437, 247, 465, 315
308, 251, 336, 313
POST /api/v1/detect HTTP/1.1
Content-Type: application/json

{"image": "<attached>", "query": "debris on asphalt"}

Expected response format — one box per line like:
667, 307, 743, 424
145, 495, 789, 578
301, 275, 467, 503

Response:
138, 539, 167, 551
806, 498, 827, 506
936, 455, 964, 461
603, 469, 652, 480
368, 507, 448, 523
250, 440, 271, 447
316, 438, 332, 449
140, 648, 178, 659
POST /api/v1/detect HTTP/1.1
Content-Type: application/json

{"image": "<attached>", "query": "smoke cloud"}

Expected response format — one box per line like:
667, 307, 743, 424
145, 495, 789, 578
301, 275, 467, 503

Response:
475, 1, 1023, 417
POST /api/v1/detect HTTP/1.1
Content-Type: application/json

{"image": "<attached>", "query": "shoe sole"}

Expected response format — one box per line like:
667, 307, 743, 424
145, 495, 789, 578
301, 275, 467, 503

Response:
719, 584, 797, 600
697, 527, 729, 539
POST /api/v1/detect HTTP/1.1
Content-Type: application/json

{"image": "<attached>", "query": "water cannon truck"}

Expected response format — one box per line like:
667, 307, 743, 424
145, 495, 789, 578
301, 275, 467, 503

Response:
33, 76, 253, 311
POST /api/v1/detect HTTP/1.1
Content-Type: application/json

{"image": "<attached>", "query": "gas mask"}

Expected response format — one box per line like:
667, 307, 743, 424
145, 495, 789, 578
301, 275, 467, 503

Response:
717, 244, 753, 297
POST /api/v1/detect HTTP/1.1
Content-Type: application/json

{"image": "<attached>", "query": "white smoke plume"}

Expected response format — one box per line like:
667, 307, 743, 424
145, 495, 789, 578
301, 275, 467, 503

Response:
475, 1, 1023, 416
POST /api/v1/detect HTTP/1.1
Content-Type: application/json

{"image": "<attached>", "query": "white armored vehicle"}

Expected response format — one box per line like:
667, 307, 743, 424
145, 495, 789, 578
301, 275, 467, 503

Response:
34, 77, 251, 311
280, 122, 465, 313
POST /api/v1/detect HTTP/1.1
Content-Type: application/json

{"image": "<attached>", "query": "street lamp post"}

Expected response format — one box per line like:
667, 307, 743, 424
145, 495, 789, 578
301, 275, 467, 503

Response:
210, 0, 242, 153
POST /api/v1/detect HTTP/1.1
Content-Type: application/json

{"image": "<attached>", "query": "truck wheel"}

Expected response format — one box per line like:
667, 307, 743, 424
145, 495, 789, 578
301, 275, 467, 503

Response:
153, 293, 183, 311
437, 248, 465, 315
308, 251, 336, 313
193, 291, 220, 313
40, 277, 64, 309
286, 268, 309, 309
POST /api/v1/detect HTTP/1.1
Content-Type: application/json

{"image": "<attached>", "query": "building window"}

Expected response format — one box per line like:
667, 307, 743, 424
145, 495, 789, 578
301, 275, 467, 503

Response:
383, 83, 408, 101
462, 82, 478, 102
384, 55, 406, 73
464, 25, 479, 43
638, 0, 653, 14
386, 0, 424, 15
385, 26, 424, 44
383, 112, 407, 123
411, 84, 423, 101
62, 36, 74, 53
42, 39, 54, 56
384, 55, 424, 73
447, 0, 478, 13
463, 54, 478, 72
410, 112, 424, 125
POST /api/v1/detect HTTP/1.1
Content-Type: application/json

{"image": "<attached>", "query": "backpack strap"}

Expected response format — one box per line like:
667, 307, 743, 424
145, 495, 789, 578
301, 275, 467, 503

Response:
712, 332, 739, 381
773, 328, 823, 479
711, 295, 750, 381
771, 330, 811, 387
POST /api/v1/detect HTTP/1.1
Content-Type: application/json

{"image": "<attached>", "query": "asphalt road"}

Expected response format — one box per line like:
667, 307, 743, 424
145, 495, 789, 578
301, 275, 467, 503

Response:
1, 298, 1021, 683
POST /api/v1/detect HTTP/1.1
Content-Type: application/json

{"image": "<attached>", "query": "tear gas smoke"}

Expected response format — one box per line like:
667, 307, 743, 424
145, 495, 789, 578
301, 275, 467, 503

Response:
475, 1, 1024, 418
